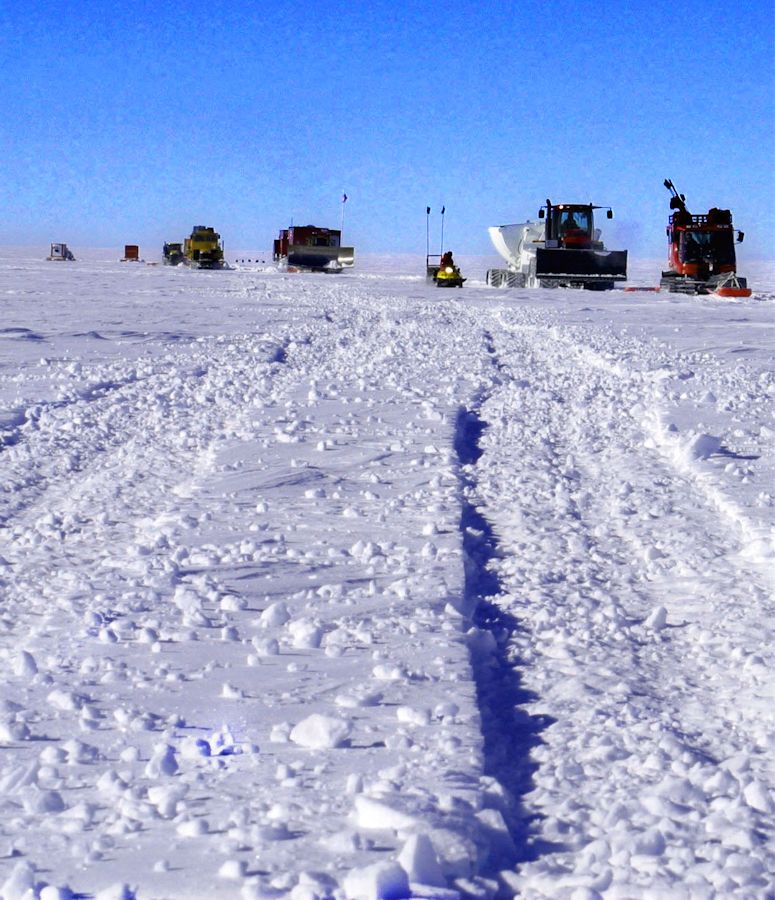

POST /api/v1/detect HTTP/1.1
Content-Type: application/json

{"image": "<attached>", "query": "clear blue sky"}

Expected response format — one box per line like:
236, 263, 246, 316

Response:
2, 0, 773, 258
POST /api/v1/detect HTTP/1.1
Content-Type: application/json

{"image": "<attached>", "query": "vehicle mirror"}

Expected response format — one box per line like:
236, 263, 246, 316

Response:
737, 231, 745, 243
538, 209, 545, 219
607, 209, 613, 219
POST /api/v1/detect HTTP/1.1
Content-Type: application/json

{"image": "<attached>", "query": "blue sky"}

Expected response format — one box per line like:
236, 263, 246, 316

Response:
2, 0, 773, 258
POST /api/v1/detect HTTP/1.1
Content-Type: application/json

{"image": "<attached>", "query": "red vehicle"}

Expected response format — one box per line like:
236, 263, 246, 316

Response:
661, 179, 751, 297
273, 225, 354, 272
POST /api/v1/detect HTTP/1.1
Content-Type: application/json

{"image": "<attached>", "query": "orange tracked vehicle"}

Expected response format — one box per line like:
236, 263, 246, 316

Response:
661, 179, 751, 297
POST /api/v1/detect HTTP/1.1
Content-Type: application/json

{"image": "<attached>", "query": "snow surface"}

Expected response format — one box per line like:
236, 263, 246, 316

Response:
1, 248, 774, 899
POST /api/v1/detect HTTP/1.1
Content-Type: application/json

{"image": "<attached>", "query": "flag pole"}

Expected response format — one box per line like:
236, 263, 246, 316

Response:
341, 191, 347, 241
440, 205, 446, 257
426, 207, 430, 259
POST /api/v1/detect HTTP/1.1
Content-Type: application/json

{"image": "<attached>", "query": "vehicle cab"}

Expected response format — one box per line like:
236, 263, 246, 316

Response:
539, 201, 612, 250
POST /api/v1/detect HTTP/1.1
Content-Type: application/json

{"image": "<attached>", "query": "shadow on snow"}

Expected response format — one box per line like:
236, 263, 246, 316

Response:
454, 406, 557, 873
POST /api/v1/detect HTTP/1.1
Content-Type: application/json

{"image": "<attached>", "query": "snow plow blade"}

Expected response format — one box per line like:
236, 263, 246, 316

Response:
286, 245, 355, 271
536, 248, 628, 282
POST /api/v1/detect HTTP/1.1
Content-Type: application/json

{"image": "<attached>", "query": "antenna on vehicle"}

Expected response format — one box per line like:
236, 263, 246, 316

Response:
664, 178, 688, 213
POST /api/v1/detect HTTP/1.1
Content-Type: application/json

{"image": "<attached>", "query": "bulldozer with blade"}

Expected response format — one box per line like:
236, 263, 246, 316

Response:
487, 200, 627, 290
660, 179, 751, 297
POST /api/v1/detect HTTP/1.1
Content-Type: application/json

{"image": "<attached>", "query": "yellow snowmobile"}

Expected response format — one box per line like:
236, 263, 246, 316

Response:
430, 252, 466, 288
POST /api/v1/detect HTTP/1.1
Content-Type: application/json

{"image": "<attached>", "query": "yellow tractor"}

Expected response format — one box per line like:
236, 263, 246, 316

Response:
183, 226, 226, 269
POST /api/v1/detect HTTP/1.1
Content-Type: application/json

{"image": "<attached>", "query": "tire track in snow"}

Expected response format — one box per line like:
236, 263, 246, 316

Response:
0, 330, 304, 664
452, 324, 560, 883
532, 317, 775, 579
472, 308, 775, 895
454, 403, 554, 876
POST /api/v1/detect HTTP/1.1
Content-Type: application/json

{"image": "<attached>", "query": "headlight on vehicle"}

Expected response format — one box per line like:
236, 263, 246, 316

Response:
445, 267, 454, 273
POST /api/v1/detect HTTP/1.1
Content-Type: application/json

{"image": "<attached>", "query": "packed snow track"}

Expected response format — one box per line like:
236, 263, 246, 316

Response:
1, 251, 774, 898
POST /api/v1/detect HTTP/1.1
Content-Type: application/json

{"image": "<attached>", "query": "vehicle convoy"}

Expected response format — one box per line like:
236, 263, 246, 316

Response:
273, 225, 354, 272
426, 250, 466, 288
487, 200, 628, 290
660, 179, 751, 297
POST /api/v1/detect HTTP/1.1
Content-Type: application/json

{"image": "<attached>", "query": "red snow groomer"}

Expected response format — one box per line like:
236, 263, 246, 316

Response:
661, 179, 751, 297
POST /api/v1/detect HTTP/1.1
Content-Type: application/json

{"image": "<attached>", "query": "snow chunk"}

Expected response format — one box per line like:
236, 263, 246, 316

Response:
1, 861, 35, 900
40, 887, 74, 900
372, 663, 406, 681
221, 682, 245, 699
62, 739, 99, 764
342, 860, 410, 900
289, 714, 351, 749
0, 718, 30, 742
47, 689, 83, 711
94, 885, 135, 900
260, 601, 291, 628
353, 795, 419, 831
686, 431, 722, 460
631, 827, 666, 856
288, 618, 323, 649
180, 736, 212, 759
208, 725, 243, 756
743, 779, 774, 813
396, 706, 431, 727
252, 636, 280, 656
14, 650, 38, 677
145, 743, 178, 777
335, 688, 383, 709
644, 606, 668, 630
218, 859, 246, 880
22, 788, 65, 814
397, 833, 445, 886
147, 784, 188, 818
177, 817, 209, 837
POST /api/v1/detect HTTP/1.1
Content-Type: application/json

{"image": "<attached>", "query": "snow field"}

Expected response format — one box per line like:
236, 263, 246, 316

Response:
1, 251, 774, 897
